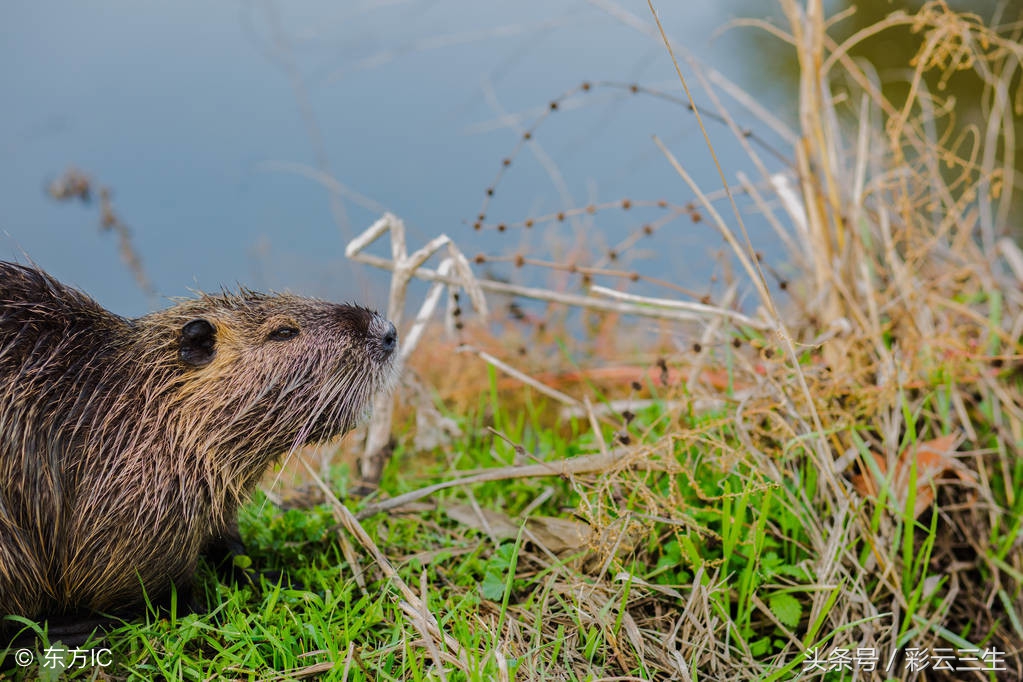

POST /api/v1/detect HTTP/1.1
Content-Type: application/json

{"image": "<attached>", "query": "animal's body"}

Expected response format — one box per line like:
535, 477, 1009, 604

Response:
0, 261, 397, 624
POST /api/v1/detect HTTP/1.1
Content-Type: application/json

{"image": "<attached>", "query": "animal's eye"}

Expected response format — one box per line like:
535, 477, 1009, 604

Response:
268, 326, 300, 341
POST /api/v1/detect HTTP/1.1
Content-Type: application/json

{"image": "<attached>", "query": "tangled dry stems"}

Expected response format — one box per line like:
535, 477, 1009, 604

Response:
334, 1, 1023, 679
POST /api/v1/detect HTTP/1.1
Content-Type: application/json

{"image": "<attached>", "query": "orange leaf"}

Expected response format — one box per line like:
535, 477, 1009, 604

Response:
853, 434, 973, 518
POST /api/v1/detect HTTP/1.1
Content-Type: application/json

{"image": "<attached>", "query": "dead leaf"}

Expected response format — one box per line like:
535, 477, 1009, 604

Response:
445, 504, 519, 539
444, 504, 592, 554
851, 433, 975, 518
524, 516, 592, 553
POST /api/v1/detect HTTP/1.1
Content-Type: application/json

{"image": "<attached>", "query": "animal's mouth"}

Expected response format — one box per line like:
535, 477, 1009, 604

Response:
377, 350, 402, 394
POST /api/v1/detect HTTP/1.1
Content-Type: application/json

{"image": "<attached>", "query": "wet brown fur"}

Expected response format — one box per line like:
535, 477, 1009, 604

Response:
0, 261, 397, 623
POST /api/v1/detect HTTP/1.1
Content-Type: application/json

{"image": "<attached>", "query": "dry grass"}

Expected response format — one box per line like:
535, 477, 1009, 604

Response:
337, 1, 1023, 679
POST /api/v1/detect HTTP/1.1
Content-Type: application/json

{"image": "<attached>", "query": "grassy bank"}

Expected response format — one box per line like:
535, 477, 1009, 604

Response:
5, 1, 1023, 680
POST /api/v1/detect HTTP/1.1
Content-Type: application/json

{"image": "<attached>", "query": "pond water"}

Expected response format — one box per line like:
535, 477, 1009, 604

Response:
1, 1, 793, 318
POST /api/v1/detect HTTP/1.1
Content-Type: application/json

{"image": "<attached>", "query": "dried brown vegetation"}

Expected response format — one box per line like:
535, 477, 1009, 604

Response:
343, 1, 1023, 678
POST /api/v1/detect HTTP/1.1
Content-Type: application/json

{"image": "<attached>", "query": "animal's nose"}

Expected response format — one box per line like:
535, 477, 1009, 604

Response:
380, 321, 397, 355
368, 314, 398, 358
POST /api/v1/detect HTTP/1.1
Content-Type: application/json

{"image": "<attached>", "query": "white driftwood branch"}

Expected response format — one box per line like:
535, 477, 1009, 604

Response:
345, 212, 762, 481
350, 214, 490, 483
347, 216, 743, 325
589, 285, 768, 329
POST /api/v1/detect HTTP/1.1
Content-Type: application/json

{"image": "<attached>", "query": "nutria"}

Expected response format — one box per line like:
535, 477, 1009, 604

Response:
0, 261, 398, 634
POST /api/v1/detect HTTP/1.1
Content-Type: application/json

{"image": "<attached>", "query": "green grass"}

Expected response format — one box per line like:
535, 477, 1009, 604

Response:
7, 376, 1015, 681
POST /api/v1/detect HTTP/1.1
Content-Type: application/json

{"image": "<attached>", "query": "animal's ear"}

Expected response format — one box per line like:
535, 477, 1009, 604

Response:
179, 318, 217, 367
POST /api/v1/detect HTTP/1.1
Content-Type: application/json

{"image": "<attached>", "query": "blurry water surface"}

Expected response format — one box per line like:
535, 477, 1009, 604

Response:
1, 1, 791, 317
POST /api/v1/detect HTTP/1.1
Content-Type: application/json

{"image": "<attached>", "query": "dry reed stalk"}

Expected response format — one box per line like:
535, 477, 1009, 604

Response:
331, 0, 1023, 675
